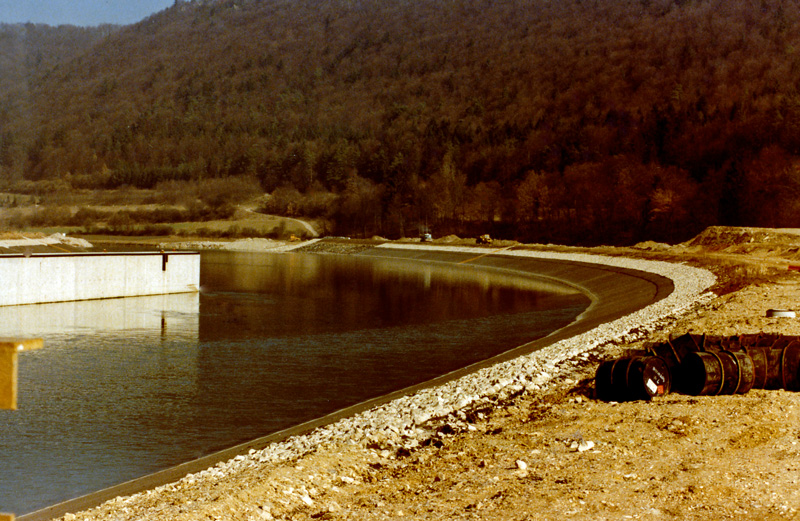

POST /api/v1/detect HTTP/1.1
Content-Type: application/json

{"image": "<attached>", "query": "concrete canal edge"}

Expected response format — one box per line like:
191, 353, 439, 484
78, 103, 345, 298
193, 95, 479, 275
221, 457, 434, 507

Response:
0, 251, 200, 306
18, 246, 713, 521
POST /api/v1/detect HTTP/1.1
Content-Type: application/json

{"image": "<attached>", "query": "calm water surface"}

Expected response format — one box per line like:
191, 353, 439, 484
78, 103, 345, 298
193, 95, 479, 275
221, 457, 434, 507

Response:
0, 251, 588, 514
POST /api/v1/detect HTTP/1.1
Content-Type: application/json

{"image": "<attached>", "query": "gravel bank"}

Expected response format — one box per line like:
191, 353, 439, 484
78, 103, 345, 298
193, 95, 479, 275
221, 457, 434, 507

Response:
39, 244, 715, 521
160, 238, 321, 252
0, 233, 93, 252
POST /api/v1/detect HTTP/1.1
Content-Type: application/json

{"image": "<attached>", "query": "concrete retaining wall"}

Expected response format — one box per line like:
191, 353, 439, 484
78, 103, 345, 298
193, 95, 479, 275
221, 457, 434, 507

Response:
0, 252, 200, 306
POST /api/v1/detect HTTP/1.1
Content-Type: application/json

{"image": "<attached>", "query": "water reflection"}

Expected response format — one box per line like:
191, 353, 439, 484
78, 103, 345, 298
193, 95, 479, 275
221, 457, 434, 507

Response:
0, 293, 200, 514
0, 292, 199, 338
0, 252, 588, 515
200, 251, 579, 340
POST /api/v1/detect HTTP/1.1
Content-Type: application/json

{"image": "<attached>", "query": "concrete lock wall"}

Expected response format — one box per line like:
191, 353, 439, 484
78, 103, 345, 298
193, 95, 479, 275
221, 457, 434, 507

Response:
0, 252, 200, 307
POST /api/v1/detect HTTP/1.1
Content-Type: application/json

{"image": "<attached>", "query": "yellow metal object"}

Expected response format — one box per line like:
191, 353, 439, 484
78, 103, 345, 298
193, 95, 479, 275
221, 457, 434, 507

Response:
1, 339, 44, 520
0, 338, 44, 410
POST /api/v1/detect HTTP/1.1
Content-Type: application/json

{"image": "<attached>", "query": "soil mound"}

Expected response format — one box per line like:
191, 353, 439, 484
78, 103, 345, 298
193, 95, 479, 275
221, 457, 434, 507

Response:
685, 226, 800, 249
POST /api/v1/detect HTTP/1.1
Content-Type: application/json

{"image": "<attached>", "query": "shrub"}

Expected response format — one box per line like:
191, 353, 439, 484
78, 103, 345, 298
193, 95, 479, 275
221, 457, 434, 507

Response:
197, 176, 262, 209
28, 206, 73, 227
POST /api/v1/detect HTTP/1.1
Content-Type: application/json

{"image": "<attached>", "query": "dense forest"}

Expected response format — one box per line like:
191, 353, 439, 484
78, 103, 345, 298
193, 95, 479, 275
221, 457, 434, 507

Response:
2, 0, 800, 244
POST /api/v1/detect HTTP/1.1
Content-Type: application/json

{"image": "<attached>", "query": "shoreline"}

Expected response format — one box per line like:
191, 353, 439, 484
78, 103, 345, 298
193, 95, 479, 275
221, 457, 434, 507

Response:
23, 243, 716, 521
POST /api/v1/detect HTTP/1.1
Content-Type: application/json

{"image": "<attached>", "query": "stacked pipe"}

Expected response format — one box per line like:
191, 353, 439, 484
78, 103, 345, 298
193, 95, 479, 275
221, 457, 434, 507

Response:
595, 333, 800, 401
595, 355, 671, 402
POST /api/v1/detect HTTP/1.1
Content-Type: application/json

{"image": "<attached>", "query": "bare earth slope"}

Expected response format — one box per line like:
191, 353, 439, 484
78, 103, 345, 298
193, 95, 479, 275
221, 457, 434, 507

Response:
33, 227, 800, 521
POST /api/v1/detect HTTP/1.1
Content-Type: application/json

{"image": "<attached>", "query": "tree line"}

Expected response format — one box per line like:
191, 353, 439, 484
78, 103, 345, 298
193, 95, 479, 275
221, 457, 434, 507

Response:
2, 0, 800, 244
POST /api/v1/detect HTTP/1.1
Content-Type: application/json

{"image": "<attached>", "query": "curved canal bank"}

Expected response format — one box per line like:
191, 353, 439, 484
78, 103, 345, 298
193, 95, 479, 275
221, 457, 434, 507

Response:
19, 244, 715, 521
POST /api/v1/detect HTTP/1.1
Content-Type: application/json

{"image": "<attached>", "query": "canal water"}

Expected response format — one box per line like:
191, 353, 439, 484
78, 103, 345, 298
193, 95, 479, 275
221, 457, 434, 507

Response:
0, 251, 589, 514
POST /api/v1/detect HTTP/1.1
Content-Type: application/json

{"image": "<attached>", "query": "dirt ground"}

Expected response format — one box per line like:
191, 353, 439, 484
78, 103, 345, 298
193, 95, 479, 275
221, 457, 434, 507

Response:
322, 229, 800, 521
51, 226, 800, 521
317, 279, 800, 521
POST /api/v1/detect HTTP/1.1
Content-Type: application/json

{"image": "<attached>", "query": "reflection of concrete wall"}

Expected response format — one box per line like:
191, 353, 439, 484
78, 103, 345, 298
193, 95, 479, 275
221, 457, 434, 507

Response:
0, 252, 200, 306
0, 292, 200, 338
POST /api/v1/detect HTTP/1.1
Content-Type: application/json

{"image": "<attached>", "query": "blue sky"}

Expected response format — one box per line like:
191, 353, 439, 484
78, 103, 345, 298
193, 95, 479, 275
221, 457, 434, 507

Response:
0, 1, 174, 26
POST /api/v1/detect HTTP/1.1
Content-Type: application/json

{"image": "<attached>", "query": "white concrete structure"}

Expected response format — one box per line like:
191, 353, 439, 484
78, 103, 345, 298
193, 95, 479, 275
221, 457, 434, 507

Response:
0, 252, 200, 306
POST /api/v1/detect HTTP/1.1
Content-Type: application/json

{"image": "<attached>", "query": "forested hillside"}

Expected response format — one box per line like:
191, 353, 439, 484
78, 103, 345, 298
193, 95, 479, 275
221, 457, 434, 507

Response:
2, 0, 800, 244
0, 22, 115, 156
